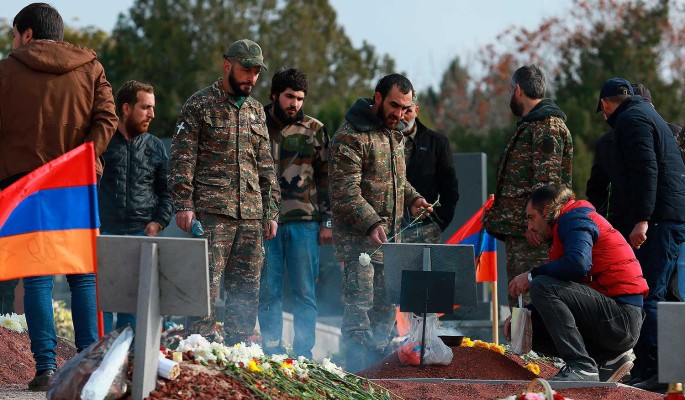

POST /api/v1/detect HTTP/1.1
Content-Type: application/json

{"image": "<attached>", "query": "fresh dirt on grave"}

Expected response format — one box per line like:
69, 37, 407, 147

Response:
0, 328, 665, 400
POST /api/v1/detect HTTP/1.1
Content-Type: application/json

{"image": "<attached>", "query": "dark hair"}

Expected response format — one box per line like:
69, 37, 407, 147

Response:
512, 65, 546, 99
13, 3, 64, 41
115, 80, 154, 116
527, 185, 575, 224
270, 68, 308, 98
375, 73, 414, 99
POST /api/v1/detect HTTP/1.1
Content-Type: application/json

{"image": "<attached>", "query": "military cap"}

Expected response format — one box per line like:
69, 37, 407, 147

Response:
224, 39, 268, 70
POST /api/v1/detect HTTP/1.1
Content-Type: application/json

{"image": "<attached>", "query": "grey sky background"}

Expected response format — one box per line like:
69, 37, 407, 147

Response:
0, 1, 572, 91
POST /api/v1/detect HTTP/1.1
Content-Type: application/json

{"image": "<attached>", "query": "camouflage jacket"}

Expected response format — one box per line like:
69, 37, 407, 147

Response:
169, 78, 280, 221
265, 104, 331, 224
329, 98, 422, 263
485, 99, 573, 238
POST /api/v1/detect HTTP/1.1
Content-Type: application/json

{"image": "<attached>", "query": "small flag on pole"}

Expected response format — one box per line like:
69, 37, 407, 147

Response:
446, 195, 497, 282
0, 143, 99, 280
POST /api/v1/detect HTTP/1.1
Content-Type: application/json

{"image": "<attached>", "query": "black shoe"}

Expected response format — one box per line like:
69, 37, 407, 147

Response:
598, 349, 635, 382
28, 369, 55, 391
549, 364, 600, 382
632, 375, 669, 394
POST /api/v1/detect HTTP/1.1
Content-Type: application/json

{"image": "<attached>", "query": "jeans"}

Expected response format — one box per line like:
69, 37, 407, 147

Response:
258, 221, 319, 358
633, 221, 685, 378
529, 275, 643, 372
676, 242, 685, 301
24, 273, 98, 371
101, 231, 145, 333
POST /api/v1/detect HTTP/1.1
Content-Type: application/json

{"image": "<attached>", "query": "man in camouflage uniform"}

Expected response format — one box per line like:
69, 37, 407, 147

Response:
169, 39, 280, 346
329, 73, 433, 372
484, 65, 573, 308
258, 68, 331, 359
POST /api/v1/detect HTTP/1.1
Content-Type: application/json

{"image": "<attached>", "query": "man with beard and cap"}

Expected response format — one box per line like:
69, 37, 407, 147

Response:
329, 73, 433, 372
98, 80, 173, 333
0, 3, 117, 390
169, 39, 280, 345
596, 77, 685, 393
484, 64, 573, 309
258, 68, 331, 359
400, 100, 459, 244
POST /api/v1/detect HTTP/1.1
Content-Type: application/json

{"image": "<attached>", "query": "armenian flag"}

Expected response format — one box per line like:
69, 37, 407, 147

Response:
446, 195, 497, 282
0, 143, 99, 280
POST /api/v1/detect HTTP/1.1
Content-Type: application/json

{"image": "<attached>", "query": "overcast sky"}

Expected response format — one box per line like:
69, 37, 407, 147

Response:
0, 1, 573, 91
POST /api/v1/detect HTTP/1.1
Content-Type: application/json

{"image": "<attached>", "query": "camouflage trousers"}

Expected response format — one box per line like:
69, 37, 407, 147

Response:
189, 213, 263, 346
504, 235, 549, 308
341, 260, 395, 352
401, 220, 443, 244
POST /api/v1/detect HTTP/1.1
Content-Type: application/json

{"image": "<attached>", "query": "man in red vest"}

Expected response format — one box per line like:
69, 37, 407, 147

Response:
504, 185, 648, 384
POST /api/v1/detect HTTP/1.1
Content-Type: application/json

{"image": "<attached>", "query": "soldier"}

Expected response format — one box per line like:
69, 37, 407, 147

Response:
401, 100, 459, 243
258, 68, 331, 359
484, 64, 573, 308
329, 73, 432, 372
169, 39, 280, 346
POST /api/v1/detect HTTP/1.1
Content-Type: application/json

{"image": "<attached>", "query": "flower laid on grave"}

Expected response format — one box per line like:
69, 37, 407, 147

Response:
157, 335, 396, 399
0, 312, 27, 333
525, 363, 541, 375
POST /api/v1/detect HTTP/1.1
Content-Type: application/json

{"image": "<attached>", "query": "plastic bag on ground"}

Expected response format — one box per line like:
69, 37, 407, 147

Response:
511, 294, 533, 355
397, 313, 453, 365
47, 326, 133, 400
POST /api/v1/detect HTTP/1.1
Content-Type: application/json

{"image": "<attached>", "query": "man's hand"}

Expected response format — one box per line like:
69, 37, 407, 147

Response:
503, 315, 512, 342
525, 228, 541, 247
144, 221, 162, 236
368, 225, 388, 247
176, 210, 195, 233
264, 220, 278, 240
319, 226, 333, 245
410, 198, 433, 219
508, 271, 531, 298
630, 221, 648, 249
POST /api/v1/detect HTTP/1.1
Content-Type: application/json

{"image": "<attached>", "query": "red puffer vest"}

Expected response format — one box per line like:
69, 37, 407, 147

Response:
548, 200, 648, 297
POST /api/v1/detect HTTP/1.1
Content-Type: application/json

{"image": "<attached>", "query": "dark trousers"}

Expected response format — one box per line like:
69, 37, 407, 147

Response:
633, 221, 685, 378
529, 275, 643, 372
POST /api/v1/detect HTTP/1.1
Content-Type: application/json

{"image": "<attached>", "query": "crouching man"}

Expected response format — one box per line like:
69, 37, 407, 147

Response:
504, 185, 648, 382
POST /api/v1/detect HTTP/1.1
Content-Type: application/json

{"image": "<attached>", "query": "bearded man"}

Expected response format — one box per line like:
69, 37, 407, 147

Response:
169, 39, 280, 345
98, 80, 173, 333
484, 64, 573, 308
329, 73, 433, 372
257, 68, 331, 359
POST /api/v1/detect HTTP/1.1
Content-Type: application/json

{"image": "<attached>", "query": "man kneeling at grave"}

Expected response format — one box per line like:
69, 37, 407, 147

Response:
504, 185, 648, 383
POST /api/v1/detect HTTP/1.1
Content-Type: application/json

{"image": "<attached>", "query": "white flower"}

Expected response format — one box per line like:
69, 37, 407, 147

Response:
321, 358, 346, 379
0, 313, 26, 333
359, 252, 371, 266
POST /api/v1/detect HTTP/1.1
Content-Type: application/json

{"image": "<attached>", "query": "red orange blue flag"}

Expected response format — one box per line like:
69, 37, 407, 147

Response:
446, 195, 497, 282
0, 143, 99, 280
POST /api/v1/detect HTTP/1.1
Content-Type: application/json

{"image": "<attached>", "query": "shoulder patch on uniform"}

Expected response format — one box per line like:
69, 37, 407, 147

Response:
540, 136, 556, 154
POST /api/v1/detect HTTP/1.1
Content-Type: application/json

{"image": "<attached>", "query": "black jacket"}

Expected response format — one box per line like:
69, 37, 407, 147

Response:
606, 96, 685, 236
586, 121, 682, 220
404, 118, 459, 230
98, 131, 173, 234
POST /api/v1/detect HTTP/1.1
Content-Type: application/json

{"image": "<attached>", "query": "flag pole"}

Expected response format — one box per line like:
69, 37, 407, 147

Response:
491, 281, 498, 344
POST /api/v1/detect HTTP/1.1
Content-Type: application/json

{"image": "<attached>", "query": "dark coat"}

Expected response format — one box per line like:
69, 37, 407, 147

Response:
606, 96, 685, 236
586, 121, 682, 222
404, 118, 459, 231
98, 131, 173, 234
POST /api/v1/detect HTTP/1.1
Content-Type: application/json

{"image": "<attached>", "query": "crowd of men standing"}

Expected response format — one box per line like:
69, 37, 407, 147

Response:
0, 2, 682, 395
